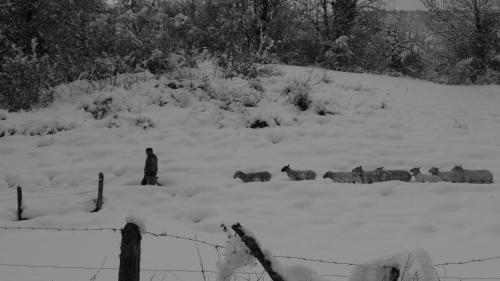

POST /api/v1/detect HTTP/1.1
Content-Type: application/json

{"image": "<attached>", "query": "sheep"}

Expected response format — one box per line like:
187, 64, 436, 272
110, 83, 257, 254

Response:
281, 165, 316, 181
451, 165, 493, 184
233, 170, 272, 183
352, 166, 411, 184
428, 167, 464, 183
323, 171, 361, 183
410, 167, 442, 183
352, 166, 380, 183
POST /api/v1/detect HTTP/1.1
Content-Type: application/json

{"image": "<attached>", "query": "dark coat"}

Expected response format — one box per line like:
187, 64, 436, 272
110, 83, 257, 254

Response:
144, 153, 158, 176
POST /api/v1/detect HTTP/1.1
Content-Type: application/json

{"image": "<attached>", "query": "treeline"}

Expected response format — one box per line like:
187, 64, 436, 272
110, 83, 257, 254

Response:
1, 0, 499, 111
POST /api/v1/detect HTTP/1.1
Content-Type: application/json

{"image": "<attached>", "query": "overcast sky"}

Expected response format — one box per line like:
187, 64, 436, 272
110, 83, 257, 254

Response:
387, 0, 426, 10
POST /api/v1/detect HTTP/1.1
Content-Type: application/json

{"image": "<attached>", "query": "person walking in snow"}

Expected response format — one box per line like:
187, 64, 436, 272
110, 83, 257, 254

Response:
141, 147, 158, 185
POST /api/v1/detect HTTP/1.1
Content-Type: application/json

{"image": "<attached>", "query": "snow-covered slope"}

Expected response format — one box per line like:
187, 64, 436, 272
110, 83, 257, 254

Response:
1, 64, 500, 281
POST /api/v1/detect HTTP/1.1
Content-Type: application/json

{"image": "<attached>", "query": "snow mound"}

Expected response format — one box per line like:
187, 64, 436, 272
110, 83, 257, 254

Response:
216, 235, 257, 281
282, 264, 328, 281
348, 248, 437, 281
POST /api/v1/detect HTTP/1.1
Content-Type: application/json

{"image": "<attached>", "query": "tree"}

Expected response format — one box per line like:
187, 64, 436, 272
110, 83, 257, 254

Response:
421, 0, 500, 82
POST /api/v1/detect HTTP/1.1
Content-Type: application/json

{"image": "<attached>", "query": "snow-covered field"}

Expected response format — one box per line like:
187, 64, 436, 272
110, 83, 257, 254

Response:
1, 64, 500, 281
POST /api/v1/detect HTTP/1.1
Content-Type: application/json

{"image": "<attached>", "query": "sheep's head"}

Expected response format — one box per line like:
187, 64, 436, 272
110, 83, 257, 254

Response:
451, 165, 464, 172
429, 167, 439, 175
409, 167, 420, 176
281, 165, 290, 172
323, 171, 332, 179
352, 166, 364, 174
233, 171, 243, 179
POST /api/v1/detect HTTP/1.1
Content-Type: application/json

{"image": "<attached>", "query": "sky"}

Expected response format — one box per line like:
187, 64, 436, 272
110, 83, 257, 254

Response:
387, 0, 426, 10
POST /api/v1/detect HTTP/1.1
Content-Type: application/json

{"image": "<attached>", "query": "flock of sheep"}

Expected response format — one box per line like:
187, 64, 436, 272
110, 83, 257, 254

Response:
233, 165, 494, 184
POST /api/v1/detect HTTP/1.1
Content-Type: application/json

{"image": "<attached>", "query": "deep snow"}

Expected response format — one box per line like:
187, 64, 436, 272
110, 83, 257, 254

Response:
1, 64, 500, 281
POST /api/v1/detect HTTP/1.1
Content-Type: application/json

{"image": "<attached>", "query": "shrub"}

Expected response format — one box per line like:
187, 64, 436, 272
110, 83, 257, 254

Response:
248, 79, 265, 92
446, 58, 477, 84
311, 99, 339, 116
83, 95, 115, 119
217, 53, 259, 79
144, 49, 174, 79
323, 36, 355, 71
0, 109, 7, 120
476, 68, 500, 85
135, 115, 154, 130
0, 119, 76, 138
207, 82, 263, 110
282, 79, 312, 111
82, 92, 139, 120
0, 45, 55, 112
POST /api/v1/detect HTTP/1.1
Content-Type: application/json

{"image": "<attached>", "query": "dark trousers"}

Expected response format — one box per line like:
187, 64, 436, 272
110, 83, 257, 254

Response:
141, 175, 157, 185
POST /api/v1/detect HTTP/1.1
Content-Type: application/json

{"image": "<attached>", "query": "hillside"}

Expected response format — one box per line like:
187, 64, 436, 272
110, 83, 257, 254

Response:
1, 64, 500, 281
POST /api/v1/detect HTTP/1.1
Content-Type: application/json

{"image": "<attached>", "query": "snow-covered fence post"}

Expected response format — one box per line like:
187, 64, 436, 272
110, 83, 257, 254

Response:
232, 223, 287, 281
92, 172, 104, 213
119, 222, 141, 281
17, 186, 23, 221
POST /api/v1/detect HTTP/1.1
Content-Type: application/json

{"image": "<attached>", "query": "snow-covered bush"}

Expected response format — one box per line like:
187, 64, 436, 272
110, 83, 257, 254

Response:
82, 94, 116, 119
134, 115, 154, 130
216, 234, 257, 281
144, 49, 174, 79
348, 248, 437, 281
105, 116, 122, 128
0, 119, 76, 138
311, 98, 339, 116
217, 53, 260, 79
208, 82, 264, 110
0, 109, 8, 120
324, 36, 354, 71
446, 58, 476, 85
249, 79, 265, 92
282, 79, 312, 111
246, 109, 282, 129
82, 91, 139, 119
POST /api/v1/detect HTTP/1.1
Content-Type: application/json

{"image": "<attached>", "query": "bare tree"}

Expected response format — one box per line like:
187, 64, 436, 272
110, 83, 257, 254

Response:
421, 0, 500, 77
295, 0, 384, 41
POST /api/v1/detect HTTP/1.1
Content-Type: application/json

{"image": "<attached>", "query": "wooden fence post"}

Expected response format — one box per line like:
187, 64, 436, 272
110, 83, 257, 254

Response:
17, 186, 23, 221
118, 222, 141, 281
232, 223, 287, 281
92, 172, 104, 213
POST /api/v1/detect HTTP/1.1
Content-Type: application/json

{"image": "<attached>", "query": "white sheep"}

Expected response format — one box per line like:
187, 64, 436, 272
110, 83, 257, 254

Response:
323, 171, 361, 183
428, 167, 464, 183
281, 165, 316, 181
451, 165, 493, 184
233, 171, 272, 183
410, 167, 442, 183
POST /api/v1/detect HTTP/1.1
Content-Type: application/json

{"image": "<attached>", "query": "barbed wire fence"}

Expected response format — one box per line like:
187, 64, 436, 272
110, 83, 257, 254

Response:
0, 225, 499, 281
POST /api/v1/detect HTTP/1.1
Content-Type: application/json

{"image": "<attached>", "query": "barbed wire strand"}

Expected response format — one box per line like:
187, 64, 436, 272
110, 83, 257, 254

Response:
434, 256, 500, 266
144, 231, 224, 249
0, 226, 119, 232
1, 226, 500, 268
273, 255, 360, 266
1, 263, 500, 280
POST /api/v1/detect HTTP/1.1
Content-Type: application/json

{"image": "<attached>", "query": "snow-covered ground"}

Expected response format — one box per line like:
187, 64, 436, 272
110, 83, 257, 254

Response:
1, 64, 500, 281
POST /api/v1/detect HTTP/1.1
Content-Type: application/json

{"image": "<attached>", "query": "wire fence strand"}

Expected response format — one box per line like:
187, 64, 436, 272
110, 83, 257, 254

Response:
1, 263, 500, 280
1, 225, 500, 271
434, 256, 500, 266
